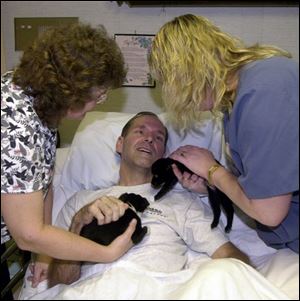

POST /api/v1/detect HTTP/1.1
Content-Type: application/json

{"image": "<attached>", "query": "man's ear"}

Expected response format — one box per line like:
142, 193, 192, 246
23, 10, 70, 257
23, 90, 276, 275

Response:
116, 136, 124, 154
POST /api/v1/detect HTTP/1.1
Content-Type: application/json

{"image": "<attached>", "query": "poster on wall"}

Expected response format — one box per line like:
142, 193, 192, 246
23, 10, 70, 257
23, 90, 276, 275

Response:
114, 34, 155, 87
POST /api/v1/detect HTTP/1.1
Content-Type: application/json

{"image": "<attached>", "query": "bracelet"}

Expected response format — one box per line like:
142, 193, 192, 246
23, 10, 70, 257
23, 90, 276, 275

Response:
207, 163, 221, 187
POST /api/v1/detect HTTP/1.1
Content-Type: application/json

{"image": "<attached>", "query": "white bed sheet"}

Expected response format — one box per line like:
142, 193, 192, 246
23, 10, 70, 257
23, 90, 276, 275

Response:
18, 112, 299, 300
20, 250, 298, 300
21, 260, 285, 300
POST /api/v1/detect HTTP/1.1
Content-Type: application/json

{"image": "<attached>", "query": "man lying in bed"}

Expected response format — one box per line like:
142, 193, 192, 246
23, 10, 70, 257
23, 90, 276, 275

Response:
48, 111, 249, 287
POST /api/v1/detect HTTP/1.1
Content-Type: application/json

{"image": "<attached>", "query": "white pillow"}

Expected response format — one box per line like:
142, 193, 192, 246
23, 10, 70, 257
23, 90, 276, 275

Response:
53, 111, 226, 221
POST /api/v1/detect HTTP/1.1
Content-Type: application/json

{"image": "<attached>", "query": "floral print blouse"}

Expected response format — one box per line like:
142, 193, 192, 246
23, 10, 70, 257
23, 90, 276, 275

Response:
1, 71, 57, 244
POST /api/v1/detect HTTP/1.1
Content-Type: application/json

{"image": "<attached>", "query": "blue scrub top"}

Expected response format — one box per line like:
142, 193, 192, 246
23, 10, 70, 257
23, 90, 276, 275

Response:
223, 57, 299, 253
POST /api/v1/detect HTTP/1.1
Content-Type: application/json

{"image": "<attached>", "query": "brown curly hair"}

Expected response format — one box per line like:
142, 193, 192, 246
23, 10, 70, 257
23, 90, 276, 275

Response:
13, 22, 127, 128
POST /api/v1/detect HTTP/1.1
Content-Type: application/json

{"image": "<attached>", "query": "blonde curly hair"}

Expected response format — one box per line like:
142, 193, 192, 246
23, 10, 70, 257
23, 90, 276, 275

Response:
149, 14, 291, 130
13, 22, 126, 128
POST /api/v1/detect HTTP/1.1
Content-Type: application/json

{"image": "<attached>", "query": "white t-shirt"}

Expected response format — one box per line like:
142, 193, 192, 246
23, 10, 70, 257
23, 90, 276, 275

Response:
55, 183, 229, 276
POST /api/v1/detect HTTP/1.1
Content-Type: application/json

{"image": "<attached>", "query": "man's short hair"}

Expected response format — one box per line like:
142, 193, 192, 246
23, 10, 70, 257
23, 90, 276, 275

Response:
121, 112, 168, 146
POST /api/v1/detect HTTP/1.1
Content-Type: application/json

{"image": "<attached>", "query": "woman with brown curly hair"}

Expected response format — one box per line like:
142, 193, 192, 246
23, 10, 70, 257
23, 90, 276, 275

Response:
1, 22, 136, 294
149, 14, 298, 254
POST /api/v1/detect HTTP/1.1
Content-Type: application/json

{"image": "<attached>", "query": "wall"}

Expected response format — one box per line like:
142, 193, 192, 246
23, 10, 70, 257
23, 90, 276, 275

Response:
1, 1, 299, 145
1, 29, 6, 74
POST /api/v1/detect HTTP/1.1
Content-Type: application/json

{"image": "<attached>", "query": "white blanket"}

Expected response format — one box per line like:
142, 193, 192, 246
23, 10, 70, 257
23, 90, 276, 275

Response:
22, 256, 294, 300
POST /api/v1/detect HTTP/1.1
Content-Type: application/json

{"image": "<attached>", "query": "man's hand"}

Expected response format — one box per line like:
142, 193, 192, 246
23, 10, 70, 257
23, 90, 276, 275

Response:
27, 254, 53, 288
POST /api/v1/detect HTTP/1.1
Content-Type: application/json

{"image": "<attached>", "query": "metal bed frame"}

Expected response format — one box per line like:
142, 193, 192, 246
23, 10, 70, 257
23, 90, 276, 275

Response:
1, 240, 30, 299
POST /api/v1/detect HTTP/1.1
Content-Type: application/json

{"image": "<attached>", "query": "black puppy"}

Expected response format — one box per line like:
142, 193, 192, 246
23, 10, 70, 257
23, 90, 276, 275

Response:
80, 193, 149, 245
151, 158, 234, 233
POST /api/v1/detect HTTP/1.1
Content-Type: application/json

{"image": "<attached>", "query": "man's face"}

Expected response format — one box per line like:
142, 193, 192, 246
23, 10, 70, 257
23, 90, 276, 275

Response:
116, 115, 167, 169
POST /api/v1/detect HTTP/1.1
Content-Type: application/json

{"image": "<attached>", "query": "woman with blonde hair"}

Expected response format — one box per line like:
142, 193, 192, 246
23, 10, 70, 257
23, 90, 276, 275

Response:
149, 14, 298, 253
1, 22, 136, 297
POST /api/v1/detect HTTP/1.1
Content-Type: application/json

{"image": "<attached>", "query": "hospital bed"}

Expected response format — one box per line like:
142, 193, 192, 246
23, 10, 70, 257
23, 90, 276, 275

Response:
17, 111, 298, 300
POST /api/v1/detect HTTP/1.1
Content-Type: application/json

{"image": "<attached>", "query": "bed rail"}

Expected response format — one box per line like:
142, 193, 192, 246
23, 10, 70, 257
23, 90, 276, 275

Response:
1, 240, 30, 299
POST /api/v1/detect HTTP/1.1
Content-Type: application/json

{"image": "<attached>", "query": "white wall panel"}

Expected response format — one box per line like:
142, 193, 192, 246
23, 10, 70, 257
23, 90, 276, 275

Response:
1, 1, 298, 144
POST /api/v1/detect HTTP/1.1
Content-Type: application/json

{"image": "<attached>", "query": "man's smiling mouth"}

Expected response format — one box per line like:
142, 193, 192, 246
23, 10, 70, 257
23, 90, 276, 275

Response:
137, 147, 152, 155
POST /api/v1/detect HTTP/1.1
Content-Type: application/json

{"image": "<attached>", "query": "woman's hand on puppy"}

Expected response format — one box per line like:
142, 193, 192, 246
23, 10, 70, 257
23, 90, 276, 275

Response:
172, 163, 207, 194
70, 196, 129, 234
